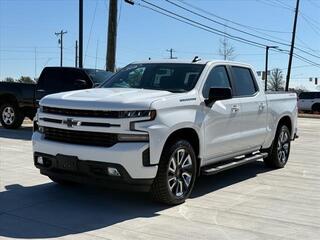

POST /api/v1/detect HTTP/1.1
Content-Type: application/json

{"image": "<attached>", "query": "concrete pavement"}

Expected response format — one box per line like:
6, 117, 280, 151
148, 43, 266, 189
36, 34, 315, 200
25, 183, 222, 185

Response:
0, 118, 319, 240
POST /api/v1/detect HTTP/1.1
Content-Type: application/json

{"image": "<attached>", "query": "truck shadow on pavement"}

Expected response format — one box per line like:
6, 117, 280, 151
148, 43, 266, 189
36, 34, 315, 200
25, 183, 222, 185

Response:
0, 161, 271, 239
0, 126, 33, 140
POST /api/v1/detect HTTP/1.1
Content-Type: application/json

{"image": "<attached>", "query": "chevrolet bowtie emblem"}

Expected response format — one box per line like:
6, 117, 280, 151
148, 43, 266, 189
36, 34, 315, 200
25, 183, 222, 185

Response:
62, 118, 80, 128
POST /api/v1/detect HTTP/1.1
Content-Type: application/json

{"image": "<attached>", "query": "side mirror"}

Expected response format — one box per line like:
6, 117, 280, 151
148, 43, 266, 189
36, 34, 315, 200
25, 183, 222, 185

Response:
205, 87, 232, 106
74, 79, 88, 89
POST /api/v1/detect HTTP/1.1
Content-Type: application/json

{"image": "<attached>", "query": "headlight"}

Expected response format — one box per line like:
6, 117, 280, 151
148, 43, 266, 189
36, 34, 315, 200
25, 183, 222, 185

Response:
119, 110, 156, 119
117, 134, 149, 142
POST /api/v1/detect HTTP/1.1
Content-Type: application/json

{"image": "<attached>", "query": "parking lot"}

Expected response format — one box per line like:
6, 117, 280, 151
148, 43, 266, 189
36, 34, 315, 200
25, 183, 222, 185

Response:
0, 118, 319, 240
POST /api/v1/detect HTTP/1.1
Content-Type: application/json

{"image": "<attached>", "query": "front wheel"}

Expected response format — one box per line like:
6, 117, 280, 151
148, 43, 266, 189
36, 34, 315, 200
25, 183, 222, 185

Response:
151, 140, 197, 205
263, 125, 291, 168
0, 103, 24, 129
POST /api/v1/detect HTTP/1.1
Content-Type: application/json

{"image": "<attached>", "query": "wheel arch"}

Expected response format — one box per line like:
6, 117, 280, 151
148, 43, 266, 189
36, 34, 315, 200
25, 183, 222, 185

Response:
277, 115, 292, 135
311, 102, 320, 112
161, 127, 201, 175
0, 93, 19, 106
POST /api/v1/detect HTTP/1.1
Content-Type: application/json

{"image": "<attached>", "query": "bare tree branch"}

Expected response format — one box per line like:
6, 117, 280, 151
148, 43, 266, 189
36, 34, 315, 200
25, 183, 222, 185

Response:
218, 37, 235, 60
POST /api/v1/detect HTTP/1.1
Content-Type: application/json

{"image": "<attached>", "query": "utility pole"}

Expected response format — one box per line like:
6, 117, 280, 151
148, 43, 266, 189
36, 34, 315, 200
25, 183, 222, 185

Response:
75, 40, 78, 68
34, 47, 37, 80
95, 40, 99, 70
55, 30, 67, 67
79, 0, 83, 68
286, 0, 300, 91
106, 0, 118, 72
167, 48, 176, 59
265, 46, 278, 91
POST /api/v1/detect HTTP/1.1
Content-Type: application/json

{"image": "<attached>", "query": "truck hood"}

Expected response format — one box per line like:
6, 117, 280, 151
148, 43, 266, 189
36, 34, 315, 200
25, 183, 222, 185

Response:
40, 88, 174, 110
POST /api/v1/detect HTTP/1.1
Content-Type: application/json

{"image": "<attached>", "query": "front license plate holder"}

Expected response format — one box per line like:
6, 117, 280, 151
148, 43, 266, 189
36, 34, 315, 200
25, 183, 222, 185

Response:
56, 154, 78, 172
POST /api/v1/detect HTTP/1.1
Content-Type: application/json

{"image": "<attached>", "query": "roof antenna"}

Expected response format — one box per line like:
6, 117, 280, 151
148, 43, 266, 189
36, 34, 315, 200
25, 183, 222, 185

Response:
192, 56, 201, 63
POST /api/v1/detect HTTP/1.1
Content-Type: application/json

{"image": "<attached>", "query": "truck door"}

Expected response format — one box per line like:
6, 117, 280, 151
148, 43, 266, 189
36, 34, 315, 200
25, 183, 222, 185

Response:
230, 66, 267, 151
202, 65, 245, 162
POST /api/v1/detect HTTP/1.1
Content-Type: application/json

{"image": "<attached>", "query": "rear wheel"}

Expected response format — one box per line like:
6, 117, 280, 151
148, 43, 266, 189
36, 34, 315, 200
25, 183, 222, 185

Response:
0, 103, 24, 129
263, 125, 291, 168
151, 140, 197, 205
311, 103, 320, 113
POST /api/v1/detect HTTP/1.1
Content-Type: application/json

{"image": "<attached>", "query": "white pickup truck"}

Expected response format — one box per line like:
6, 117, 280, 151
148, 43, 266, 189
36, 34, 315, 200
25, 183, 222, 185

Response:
33, 60, 298, 205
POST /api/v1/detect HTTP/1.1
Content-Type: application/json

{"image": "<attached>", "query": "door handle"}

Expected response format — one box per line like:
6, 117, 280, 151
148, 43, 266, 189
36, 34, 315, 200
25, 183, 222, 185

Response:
231, 105, 240, 113
36, 89, 45, 92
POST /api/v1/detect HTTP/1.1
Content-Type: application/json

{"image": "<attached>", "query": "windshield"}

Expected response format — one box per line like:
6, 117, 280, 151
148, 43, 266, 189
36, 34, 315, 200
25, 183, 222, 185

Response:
101, 63, 205, 92
85, 69, 114, 85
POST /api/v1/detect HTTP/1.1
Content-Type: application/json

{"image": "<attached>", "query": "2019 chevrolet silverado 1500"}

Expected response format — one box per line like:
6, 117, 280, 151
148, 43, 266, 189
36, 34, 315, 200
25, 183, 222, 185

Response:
0, 67, 113, 129
33, 60, 298, 205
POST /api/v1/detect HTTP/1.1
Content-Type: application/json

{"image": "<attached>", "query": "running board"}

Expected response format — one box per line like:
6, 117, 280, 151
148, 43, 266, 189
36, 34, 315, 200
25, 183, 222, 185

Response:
201, 152, 268, 176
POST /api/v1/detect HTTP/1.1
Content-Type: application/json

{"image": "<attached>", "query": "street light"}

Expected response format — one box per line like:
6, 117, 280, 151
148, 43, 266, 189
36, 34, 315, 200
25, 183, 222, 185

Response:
265, 46, 278, 91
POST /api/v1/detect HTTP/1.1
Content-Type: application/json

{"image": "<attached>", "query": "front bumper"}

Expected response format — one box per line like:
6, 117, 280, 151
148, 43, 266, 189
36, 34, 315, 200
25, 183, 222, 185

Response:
34, 152, 153, 191
32, 132, 158, 182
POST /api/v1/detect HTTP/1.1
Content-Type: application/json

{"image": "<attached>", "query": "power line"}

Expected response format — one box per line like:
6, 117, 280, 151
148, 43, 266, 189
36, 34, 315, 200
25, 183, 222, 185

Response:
168, 0, 320, 61
84, 0, 98, 63
166, 0, 293, 48
140, 0, 266, 48
256, 0, 293, 11
141, 0, 320, 64
176, 0, 291, 34
136, 0, 320, 70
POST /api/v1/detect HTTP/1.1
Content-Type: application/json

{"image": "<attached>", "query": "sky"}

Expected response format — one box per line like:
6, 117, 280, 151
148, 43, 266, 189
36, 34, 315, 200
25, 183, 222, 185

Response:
0, 0, 319, 90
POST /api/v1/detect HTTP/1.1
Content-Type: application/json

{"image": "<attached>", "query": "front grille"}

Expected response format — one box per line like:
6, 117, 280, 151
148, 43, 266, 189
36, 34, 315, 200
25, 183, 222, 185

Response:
44, 127, 118, 147
42, 106, 120, 118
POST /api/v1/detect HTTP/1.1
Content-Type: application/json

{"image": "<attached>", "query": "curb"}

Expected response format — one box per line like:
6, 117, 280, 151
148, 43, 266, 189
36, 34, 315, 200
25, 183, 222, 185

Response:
298, 114, 320, 119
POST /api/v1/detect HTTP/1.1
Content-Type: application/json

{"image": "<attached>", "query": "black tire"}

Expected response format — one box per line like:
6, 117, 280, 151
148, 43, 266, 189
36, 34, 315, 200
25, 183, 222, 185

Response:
0, 103, 24, 129
151, 139, 197, 205
311, 103, 320, 113
49, 176, 75, 185
263, 125, 291, 168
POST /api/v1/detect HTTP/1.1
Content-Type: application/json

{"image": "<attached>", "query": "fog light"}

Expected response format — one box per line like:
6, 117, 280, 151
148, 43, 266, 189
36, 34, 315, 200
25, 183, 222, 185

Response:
37, 156, 44, 165
107, 167, 121, 177
38, 126, 44, 133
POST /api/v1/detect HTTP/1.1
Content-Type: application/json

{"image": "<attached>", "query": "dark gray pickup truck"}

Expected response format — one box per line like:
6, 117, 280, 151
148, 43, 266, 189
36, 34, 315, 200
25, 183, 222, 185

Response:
0, 67, 113, 129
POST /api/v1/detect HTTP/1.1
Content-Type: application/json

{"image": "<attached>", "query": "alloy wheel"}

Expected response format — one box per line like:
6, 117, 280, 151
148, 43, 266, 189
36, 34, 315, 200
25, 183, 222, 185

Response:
277, 129, 290, 164
167, 148, 193, 197
2, 106, 15, 125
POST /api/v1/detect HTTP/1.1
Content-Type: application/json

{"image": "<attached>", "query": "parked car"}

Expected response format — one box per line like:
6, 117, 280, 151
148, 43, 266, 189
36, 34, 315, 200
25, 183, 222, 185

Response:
0, 67, 113, 129
298, 91, 320, 112
33, 60, 298, 205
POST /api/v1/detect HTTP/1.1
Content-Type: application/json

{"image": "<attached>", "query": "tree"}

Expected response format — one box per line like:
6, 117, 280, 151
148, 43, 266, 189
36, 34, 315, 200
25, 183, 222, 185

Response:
4, 77, 15, 82
17, 76, 35, 84
268, 68, 284, 91
293, 85, 307, 95
218, 37, 235, 60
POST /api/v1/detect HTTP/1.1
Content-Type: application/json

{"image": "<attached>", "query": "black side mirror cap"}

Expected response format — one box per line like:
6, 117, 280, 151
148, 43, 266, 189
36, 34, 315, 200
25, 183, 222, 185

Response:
205, 87, 232, 106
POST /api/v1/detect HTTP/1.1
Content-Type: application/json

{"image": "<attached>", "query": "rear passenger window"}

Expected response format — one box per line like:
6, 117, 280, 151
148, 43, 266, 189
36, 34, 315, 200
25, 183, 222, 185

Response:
232, 67, 257, 96
61, 69, 91, 91
37, 69, 62, 92
202, 66, 231, 98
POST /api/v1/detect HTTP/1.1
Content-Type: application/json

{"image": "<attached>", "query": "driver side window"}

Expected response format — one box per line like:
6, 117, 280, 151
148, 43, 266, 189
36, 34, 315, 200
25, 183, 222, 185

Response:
202, 66, 231, 98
